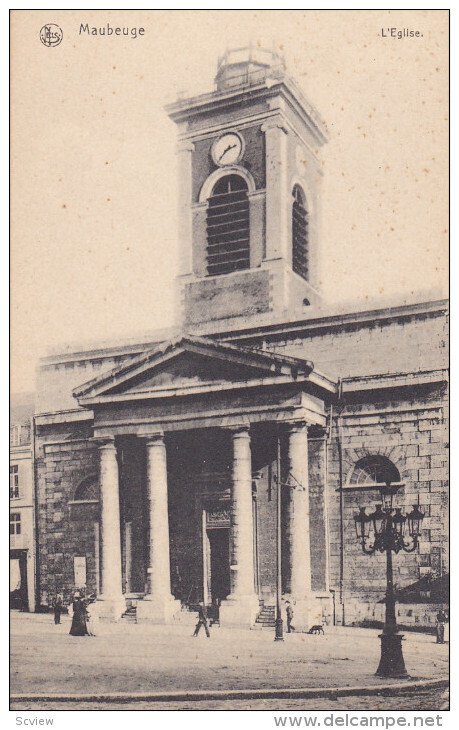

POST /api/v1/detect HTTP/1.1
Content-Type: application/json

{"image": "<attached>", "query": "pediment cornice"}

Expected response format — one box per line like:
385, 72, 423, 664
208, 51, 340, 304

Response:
72, 335, 333, 406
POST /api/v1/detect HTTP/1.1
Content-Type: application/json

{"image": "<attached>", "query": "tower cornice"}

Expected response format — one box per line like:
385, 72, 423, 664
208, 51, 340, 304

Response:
165, 76, 328, 146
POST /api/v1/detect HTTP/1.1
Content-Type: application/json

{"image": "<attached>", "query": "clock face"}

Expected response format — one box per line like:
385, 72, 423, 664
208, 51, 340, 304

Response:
211, 132, 244, 166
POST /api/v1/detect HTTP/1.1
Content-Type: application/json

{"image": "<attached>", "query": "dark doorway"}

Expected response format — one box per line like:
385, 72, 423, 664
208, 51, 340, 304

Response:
10, 550, 28, 610
208, 529, 230, 602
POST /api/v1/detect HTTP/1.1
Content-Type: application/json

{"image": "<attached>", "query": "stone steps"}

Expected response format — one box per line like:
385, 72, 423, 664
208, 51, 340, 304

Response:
121, 606, 137, 624
255, 604, 276, 628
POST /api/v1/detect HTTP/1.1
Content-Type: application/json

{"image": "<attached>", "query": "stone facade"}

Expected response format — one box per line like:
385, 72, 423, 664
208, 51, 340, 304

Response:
33, 302, 448, 625
31, 48, 448, 628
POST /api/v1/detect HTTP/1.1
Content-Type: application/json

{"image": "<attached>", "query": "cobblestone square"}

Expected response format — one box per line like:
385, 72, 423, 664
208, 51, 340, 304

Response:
10, 613, 448, 710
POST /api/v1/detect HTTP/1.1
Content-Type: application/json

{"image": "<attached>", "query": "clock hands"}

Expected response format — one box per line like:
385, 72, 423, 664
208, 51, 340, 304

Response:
218, 143, 237, 162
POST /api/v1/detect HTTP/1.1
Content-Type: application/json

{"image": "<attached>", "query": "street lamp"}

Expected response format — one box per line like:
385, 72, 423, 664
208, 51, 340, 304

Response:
354, 482, 425, 678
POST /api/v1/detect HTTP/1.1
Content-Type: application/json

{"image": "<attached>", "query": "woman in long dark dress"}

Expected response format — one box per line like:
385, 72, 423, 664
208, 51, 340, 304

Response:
69, 593, 89, 636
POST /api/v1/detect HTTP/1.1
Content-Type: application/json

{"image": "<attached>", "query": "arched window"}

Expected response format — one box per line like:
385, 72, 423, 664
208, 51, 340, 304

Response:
206, 174, 250, 276
72, 477, 99, 503
292, 185, 309, 280
350, 455, 400, 486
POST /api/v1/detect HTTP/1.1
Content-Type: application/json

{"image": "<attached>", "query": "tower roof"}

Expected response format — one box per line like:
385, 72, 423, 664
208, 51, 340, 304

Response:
214, 46, 286, 91
165, 47, 328, 146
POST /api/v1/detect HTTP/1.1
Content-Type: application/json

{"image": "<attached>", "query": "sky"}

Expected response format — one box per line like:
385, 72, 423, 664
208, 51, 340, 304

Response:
11, 9, 448, 394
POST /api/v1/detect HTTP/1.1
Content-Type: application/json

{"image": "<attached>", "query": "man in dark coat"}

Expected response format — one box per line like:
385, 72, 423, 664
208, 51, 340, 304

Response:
52, 594, 63, 625
193, 601, 210, 637
436, 609, 447, 644
285, 601, 295, 633
69, 592, 89, 636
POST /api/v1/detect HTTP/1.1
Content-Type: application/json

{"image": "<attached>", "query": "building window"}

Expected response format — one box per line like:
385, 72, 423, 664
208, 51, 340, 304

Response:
292, 185, 309, 280
350, 455, 400, 486
206, 174, 250, 276
73, 477, 99, 503
10, 513, 21, 535
11, 425, 21, 446
10, 465, 19, 499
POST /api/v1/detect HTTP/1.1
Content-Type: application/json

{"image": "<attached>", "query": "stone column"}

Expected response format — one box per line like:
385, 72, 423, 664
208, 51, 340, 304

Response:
136, 433, 180, 624
96, 438, 125, 621
286, 422, 320, 629
220, 427, 259, 627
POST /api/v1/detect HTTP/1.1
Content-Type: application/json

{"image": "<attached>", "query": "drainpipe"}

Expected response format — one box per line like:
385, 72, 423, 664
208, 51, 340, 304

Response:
323, 407, 331, 594
336, 378, 346, 625
31, 415, 40, 612
329, 587, 336, 627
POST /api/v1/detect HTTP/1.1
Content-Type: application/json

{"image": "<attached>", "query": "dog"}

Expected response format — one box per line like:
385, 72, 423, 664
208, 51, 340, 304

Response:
308, 624, 324, 635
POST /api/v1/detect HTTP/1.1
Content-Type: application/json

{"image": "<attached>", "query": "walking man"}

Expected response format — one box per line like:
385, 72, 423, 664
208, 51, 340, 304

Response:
193, 601, 210, 638
285, 600, 295, 633
53, 594, 63, 625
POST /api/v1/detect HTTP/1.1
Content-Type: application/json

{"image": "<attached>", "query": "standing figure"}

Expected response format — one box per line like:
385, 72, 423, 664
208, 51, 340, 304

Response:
285, 601, 295, 633
69, 592, 89, 636
52, 594, 63, 625
436, 608, 447, 644
85, 597, 96, 637
193, 601, 210, 638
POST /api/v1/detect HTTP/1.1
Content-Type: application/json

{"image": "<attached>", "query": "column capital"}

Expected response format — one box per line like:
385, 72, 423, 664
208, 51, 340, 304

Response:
228, 424, 251, 437
142, 431, 165, 446
261, 119, 289, 135
176, 139, 195, 153
95, 436, 116, 451
285, 420, 309, 434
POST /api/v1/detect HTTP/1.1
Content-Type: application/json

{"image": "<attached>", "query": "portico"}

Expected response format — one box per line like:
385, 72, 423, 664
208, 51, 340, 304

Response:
73, 335, 335, 627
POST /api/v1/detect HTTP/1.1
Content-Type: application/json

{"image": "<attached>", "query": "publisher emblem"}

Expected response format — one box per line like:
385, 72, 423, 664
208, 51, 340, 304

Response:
39, 24, 63, 47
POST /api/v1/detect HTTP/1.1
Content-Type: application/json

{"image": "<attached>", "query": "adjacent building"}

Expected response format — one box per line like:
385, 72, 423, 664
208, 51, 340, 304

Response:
10, 394, 36, 612
32, 48, 448, 627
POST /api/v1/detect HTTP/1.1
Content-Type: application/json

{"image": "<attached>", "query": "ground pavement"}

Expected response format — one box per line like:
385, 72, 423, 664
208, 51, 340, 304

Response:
10, 612, 448, 711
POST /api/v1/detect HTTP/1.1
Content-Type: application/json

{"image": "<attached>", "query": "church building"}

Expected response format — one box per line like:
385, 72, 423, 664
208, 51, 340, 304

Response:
33, 48, 448, 628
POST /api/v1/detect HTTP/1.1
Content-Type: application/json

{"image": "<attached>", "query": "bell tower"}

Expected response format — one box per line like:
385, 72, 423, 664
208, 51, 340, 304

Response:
166, 47, 328, 330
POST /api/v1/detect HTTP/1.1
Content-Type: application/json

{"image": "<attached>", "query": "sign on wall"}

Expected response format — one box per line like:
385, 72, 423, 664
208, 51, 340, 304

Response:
206, 507, 231, 529
73, 556, 87, 588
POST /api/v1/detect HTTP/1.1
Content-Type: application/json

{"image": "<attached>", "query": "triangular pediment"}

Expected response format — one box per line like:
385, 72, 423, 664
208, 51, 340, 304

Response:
73, 335, 316, 404
112, 351, 270, 394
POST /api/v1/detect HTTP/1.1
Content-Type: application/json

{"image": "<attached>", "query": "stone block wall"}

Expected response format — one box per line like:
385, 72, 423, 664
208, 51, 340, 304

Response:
258, 309, 448, 380
325, 382, 448, 625
183, 268, 272, 326
35, 420, 98, 607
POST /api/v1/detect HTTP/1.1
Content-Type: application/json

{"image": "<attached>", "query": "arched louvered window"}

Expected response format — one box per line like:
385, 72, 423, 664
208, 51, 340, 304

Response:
73, 477, 100, 503
350, 456, 400, 486
292, 185, 309, 280
206, 174, 250, 276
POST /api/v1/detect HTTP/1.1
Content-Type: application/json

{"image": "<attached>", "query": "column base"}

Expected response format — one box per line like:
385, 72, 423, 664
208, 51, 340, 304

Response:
219, 594, 260, 628
136, 595, 181, 624
286, 596, 323, 632
91, 596, 126, 623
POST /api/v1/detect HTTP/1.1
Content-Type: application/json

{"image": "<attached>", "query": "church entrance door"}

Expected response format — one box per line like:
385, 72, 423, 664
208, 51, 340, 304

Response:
206, 528, 230, 604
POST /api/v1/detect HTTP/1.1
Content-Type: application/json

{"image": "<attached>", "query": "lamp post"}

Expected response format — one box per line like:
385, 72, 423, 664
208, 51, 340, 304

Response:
354, 482, 424, 678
